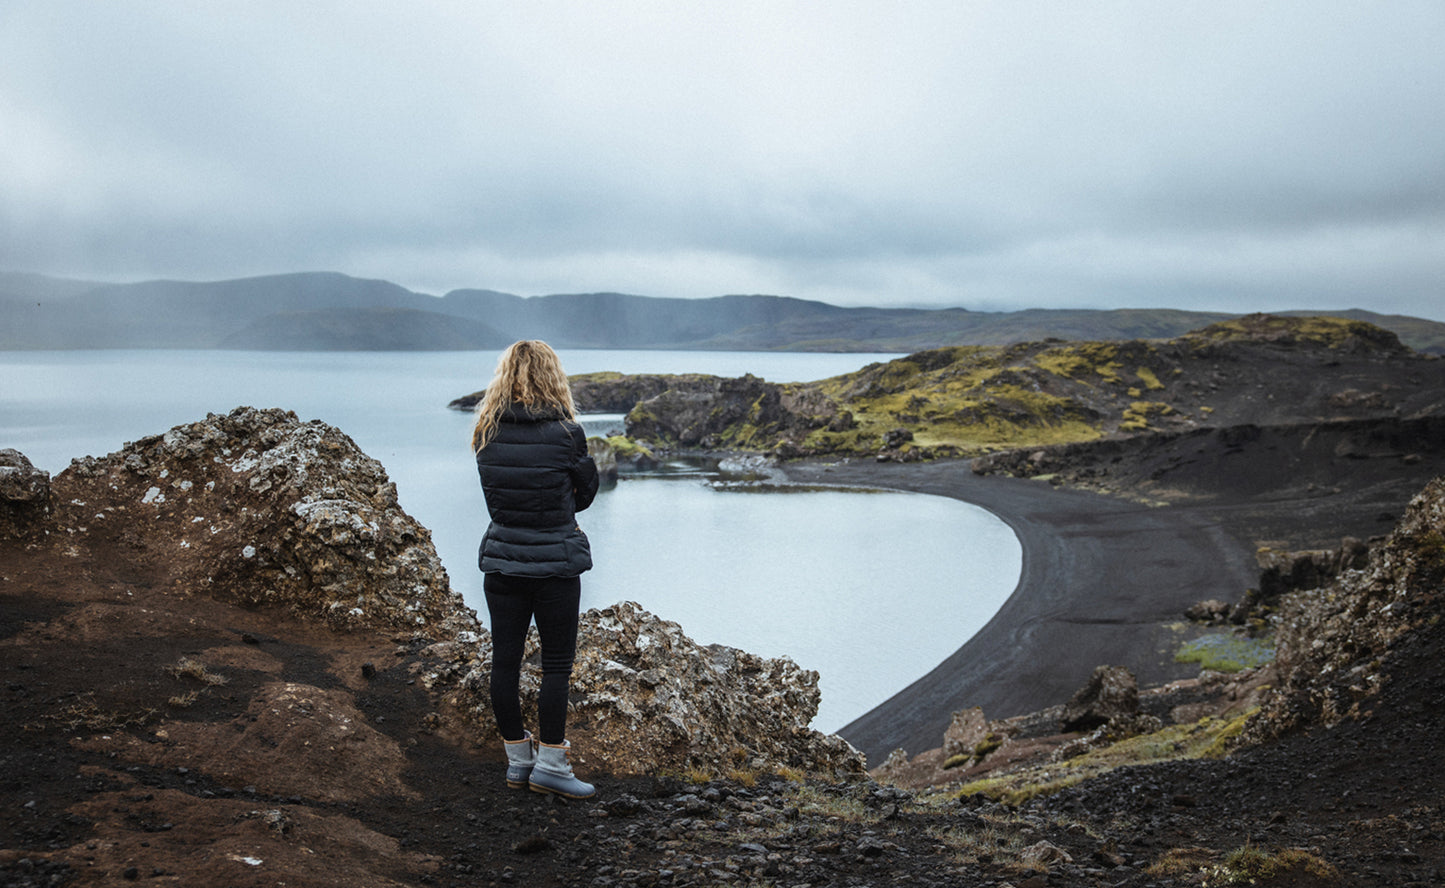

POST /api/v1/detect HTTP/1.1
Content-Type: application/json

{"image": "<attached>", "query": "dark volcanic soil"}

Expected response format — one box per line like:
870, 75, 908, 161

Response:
0, 530, 671, 888
5, 513, 1445, 887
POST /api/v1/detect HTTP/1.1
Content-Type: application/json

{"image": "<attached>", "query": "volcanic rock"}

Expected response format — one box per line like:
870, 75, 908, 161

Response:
587, 436, 619, 483
438, 601, 864, 777
941, 706, 990, 760
623, 374, 841, 452
0, 448, 50, 539
1060, 665, 1139, 732
52, 406, 471, 638
569, 372, 723, 414
450, 372, 722, 414
1185, 598, 1231, 623
1248, 474, 1445, 739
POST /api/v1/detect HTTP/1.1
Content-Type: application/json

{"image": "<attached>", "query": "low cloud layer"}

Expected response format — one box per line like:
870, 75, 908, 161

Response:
2, 2, 1442, 319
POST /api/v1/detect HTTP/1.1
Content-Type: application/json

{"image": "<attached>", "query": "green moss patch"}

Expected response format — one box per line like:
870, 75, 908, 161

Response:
602, 435, 655, 460
1135, 366, 1165, 390
953, 711, 1255, 805
1188, 314, 1396, 350
1175, 633, 1275, 673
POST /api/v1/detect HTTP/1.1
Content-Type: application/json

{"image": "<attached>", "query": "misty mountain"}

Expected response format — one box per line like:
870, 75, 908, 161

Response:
0, 272, 435, 349
2, 270, 1442, 354
0, 271, 102, 302
220, 307, 513, 351
435, 289, 856, 348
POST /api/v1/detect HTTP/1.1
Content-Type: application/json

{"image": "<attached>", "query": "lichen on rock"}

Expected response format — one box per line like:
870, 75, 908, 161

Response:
1247, 475, 1445, 739
439, 601, 865, 778
53, 406, 473, 640
0, 448, 51, 539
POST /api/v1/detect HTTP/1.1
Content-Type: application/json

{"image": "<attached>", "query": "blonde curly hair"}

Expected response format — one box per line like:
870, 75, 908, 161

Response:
470, 340, 577, 452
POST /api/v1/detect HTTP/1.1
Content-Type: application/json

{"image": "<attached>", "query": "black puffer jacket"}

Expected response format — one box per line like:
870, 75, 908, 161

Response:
475, 403, 600, 577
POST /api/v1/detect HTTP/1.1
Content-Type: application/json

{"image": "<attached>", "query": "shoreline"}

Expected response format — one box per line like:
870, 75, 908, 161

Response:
780, 457, 1396, 765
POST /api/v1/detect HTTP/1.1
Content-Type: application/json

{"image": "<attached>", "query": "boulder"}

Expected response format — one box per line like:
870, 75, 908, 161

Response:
882, 428, 914, 449
940, 705, 1013, 768
622, 374, 843, 452
570, 373, 722, 414
941, 707, 990, 760
587, 436, 620, 484
1060, 665, 1139, 733
52, 406, 472, 639
0, 448, 50, 538
441, 601, 865, 778
1185, 599, 1231, 623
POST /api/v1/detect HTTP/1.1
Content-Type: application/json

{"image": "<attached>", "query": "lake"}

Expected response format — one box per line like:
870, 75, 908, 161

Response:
0, 349, 1022, 733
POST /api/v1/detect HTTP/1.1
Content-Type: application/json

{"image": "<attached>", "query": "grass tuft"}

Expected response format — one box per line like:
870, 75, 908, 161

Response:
167, 690, 202, 708
726, 768, 758, 788
167, 657, 228, 687
774, 766, 805, 783
682, 765, 713, 785
1204, 844, 1341, 885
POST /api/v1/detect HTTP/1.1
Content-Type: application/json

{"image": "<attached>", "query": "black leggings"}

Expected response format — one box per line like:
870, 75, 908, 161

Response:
483, 572, 581, 746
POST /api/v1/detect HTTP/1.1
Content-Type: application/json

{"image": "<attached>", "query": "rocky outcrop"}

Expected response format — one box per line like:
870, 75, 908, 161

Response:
565, 601, 862, 774
1060, 665, 1140, 732
52, 407, 472, 639
33, 407, 859, 779
940, 706, 1017, 769
587, 436, 619, 483
1255, 538, 1372, 600
585, 434, 659, 479
569, 372, 724, 414
447, 372, 722, 414
624, 374, 844, 453
424, 601, 864, 777
1246, 475, 1445, 740
1182, 312, 1411, 353
0, 448, 50, 539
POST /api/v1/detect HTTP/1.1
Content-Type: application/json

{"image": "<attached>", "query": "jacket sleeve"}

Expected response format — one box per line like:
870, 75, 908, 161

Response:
569, 424, 600, 513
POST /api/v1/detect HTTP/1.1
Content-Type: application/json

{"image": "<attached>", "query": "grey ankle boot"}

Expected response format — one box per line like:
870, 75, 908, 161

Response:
503, 732, 536, 789
528, 740, 595, 799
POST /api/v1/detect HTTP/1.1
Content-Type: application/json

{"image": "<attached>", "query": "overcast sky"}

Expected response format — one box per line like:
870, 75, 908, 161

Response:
2, 2, 1443, 319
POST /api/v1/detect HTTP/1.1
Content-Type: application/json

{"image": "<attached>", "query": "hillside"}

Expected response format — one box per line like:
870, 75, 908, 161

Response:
219, 307, 512, 350
572, 315, 1445, 461
4, 269, 1445, 353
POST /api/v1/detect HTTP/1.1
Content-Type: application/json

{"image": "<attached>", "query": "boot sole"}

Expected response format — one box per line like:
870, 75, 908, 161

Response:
529, 782, 595, 800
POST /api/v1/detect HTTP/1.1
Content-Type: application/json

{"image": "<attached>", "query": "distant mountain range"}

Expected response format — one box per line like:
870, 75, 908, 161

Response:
3, 270, 1443, 354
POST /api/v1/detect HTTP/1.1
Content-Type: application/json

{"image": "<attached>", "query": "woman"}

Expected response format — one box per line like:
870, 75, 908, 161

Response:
471, 340, 600, 799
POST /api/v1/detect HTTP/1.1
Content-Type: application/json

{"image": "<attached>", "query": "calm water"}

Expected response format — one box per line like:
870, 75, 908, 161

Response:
0, 349, 1022, 732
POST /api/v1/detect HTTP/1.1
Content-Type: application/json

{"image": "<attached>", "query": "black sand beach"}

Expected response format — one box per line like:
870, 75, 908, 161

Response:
782, 457, 1425, 765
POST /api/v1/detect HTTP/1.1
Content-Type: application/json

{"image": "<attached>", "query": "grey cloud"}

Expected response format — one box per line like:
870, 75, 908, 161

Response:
2, 2, 1443, 321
